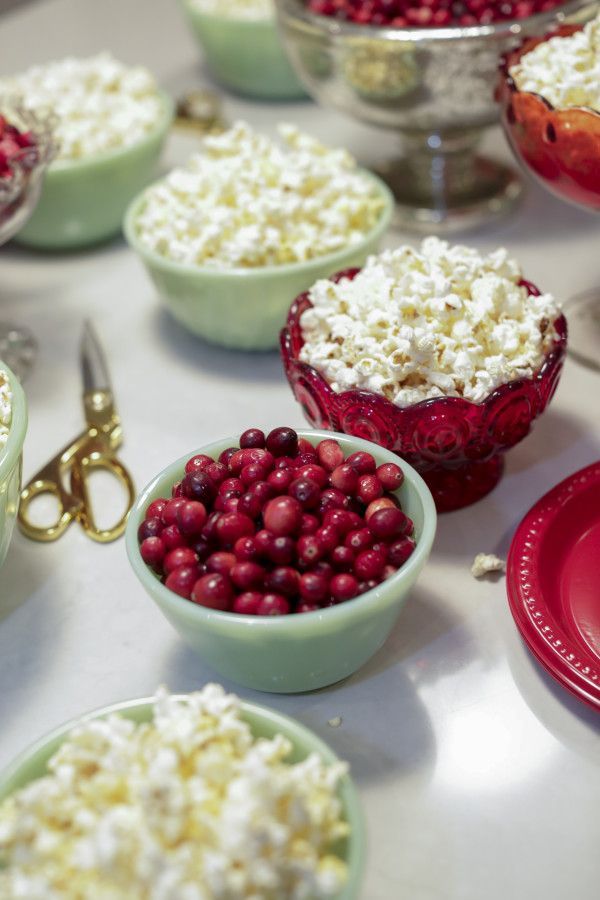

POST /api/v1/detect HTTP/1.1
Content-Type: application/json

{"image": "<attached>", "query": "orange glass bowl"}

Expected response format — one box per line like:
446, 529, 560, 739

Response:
498, 24, 600, 209
280, 270, 567, 512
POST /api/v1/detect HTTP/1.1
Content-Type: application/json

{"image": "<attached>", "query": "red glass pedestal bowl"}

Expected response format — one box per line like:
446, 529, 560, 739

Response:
281, 270, 567, 512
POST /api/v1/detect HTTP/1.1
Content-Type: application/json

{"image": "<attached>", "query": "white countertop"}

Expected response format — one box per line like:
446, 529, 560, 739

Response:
1, 1, 599, 897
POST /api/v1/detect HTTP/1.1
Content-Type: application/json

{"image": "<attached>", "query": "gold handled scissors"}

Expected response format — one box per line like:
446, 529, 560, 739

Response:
18, 321, 135, 543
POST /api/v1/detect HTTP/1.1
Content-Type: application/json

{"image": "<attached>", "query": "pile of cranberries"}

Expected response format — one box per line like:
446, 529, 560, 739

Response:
306, 0, 564, 28
0, 115, 35, 181
137, 428, 416, 616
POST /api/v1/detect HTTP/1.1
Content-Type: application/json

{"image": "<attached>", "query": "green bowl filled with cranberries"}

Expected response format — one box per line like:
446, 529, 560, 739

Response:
126, 427, 436, 693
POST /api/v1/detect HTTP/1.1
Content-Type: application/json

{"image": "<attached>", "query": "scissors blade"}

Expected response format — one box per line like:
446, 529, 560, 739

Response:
81, 320, 112, 393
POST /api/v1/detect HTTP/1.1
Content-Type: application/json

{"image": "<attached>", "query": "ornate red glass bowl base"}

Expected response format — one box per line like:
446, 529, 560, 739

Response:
281, 272, 567, 513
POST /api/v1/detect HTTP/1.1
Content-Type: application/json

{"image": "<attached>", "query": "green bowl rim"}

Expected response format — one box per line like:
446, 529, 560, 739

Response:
44, 89, 175, 176
123, 169, 394, 279
180, 0, 276, 27
125, 428, 437, 631
0, 694, 366, 893
0, 362, 27, 482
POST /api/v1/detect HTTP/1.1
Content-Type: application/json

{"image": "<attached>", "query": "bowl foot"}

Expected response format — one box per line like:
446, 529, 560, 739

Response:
565, 290, 600, 373
420, 455, 504, 512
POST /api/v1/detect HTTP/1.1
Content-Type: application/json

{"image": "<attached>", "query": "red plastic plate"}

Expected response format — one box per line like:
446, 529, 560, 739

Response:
507, 461, 600, 710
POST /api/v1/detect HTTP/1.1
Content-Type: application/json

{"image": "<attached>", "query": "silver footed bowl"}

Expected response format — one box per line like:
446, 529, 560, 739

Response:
274, 0, 596, 233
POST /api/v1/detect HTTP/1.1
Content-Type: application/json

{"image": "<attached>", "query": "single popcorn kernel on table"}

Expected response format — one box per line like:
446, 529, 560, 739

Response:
133, 121, 386, 268
299, 237, 560, 407
471, 552, 506, 579
509, 11, 600, 111
0, 53, 164, 161
190, 0, 274, 19
0, 371, 12, 448
0, 685, 350, 899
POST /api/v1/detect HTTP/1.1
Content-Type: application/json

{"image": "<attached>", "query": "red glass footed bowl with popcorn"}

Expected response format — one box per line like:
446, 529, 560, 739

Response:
281, 258, 567, 513
498, 23, 600, 209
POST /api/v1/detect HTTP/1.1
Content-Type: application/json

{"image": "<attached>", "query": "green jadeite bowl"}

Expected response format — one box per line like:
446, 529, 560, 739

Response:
0, 695, 364, 900
124, 175, 393, 351
0, 363, 27, 571
180, 0, 306, 99
126, 429, 436, 693
16, 91, 174, 251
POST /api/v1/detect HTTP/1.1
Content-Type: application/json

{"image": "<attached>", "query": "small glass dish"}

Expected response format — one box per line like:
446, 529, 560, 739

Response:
281, 270, 567, 512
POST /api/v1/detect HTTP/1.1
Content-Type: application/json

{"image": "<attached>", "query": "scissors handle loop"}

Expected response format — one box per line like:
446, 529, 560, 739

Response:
18, 475, 81, 542
70, 451, 136, 543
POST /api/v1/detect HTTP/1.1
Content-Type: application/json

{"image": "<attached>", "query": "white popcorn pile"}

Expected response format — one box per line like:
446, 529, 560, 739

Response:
299, 237, 559, 407
190, 0, 273, 19
0, 371, 12, 449
509, 12, 600, 111
0, 685, 349, 899
471, 553, 506, 579
134, 120, 386, 268
0, 53, 164, 161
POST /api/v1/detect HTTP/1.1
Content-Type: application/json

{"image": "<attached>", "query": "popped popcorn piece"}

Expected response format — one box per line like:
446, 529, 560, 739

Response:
509, 12, 600, 111
328, 717, 343, 728
190, 0, 273, 19
0, 371, 12, 449
471, 553, 506, 579
0, 54, 164, 161
134, 120, 386, 268
299, 237, 560, 406
0, 685, 349, 899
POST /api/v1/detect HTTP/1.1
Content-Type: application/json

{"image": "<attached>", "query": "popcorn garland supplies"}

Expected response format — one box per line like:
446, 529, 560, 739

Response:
299, 237, 560, 407
133, 120, 386, 268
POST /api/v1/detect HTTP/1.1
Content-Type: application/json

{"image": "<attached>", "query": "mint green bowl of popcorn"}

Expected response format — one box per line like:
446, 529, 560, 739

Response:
180, 0, 306, 100
0, 363, 27, 571
124, 168, 393, 351
0, 693, 365, 900
15, 90, 174, 251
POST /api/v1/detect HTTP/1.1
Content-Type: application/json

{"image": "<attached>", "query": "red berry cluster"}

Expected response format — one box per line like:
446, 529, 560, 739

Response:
138, 428, 416, 616
0, 115, 35, 180
306, 0, 563, 27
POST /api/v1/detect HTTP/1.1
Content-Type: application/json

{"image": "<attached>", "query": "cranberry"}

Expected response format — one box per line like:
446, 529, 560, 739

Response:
191, 573, 232, 610
185, 453, 213, 474
162, 524, 187, 551
288, 477, 321, 509
221, 497, 240, 514
345, 528, 372, 552
232, 591, 263, 614
249, 480, 275, 504
183, 472, 217, 505
164, 546, 198, 574
331, 545, 355, 571
171, 480, 184, 498
382, 564, 397, 580
206, 551, 237, 575
230, 561, 265, 590
205, 462, 227, 484
237, 492, 263, 519
165, 565, 200, 599
376, 462, 404, 491
266, 427, 298, 458
268, 468, 295, 492
138, 516, 163, 542
317, 438, 345, 472
330, 573, 359, 603
241, 462, 269, 486
202, 511, 221, 541
318, 487, 347, 514
369, 507, 410, 539
240, 428, 266, 449
355, 549, 386, 581
296, 602, 320, 614
330, 463, 358, 494
219, 476, 245, 496
218, 447, 238, 467
388, 537, 416, 568
300, 513, 319, 535
176, 500, 207, 536
295, 452, 319, 468
146, 498, 167, 519
162, 497, 186, 526
297, 438, 317, 456
263, 496, 303, 536
266, 535, 295, 565
265, 566, 300, 597
234, 535, 258, 561
357, 474, 383, 505
365, 497, 397, 521
274, 456, 296, 470
315, 525, 339, 553
346, 450, 376, 474
254, 529, 273, 557
140, 536, 166, 568
323, 508, 360, 536
297, 534, 325, 566
296, 463, 328, 487
216, 512, 254, 547
192, 536, 214, 561
299, 571, 329, 604
257, 593, 290, 616
358, 579, 379, 593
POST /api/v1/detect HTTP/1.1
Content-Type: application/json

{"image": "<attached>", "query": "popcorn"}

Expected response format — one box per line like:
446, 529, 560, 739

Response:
471, 553, 506, 579
509, 12, 600, 111
0, 371, 11, 449
299, 237, 560, 406
0, 54, 164, 161
190, 0, 273, 19
134, 120, 386, 268
0, 685, 349, 899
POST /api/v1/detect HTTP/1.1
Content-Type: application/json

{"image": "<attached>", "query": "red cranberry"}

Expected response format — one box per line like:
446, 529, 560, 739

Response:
140, 536, 165, 568
347, 451, 376, 474
162, 497, 186, 526
192, 536, 214, 561
164, 546, 198, 575
323, 508, 360, 536
146, 498, 167, 520
257, 593, 290, 615
191, 573, 232, 610
185, 453, 213, 474
138, 516, 163, 542
202, 511, 221, 541
206, 551, 237, 575
263, 496, 303, 536
288, 477, 321, 509
355, 549, 386, 581
234, 535, 258, 561
315, 525, 339, 553
162, 524, 187, 551
240, 428, 266, 449
317, 439, 344, 472
265, 566, 299, 597
218, 447, 238, 466
358, 579, 379, 593
216, 512, 254, 547
249, 480, 275, 504
318, 487, 347, 515
183, 472, 217, 505
232, 591, 263, 614
369, 507, 410, 539
330, 463, 358, 494
266, 427, 298, 458
176, 500, 207, 536
297, 534, 325, 566
274, 456, 296, 470
237, 492, 263, 519
221, 497, 240, 514
297, 602, 320, 614
345, 528, 372, 552
266, 535, 295, 565
295, 452, 319, 468
357, 474, 383, 505
376, 462, 404, 491
241, 462, 269, 487
297, 438, 317, 456
205, 461, 227, 484
300, 513, 319, 535
267, 468, 295, 492
365, 497, 397, 521
382, 564, 397, 580
172, 480, 184, 498
165, 565, 200, 599
254, 529, 273, 557
331, 545, 355, 571
330, 573, 359, 603
219, 477, 245, 496
313, 560, 334, 579
230, 561, 265, 590
297, 464, 328, 487
299, 572, 329, 604
388, 537, 416, 568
